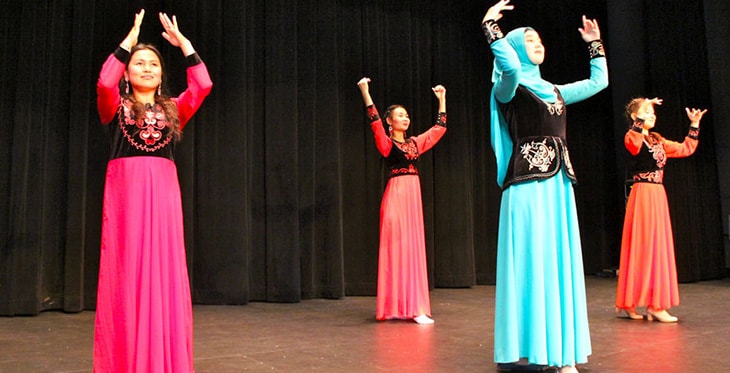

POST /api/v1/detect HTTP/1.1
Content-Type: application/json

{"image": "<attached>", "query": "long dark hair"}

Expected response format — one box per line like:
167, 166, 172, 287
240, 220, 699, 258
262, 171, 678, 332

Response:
119, 43, 181, 140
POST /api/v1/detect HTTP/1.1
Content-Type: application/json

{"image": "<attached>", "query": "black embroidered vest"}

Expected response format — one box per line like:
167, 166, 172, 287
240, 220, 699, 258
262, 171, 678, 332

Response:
499, 86, 576, 188
386, 139, 420, 178
108, 99, 176, 161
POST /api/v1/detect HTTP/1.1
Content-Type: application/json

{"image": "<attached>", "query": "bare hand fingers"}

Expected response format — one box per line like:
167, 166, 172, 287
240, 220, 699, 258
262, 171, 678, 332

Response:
133, 9, 145, 28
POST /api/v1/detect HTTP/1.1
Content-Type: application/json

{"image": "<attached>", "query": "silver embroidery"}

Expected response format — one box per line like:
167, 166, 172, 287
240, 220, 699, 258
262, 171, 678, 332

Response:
545, 101, 564, 116
520, 139, 556, 172
644, 137, 667, 168
562, 145, 574, 177
634, 170, 664, 183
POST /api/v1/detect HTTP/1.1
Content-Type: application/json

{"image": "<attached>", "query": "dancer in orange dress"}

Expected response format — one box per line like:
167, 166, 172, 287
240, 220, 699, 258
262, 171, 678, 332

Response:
615, 97, 707, 323
357, 77, 447, 324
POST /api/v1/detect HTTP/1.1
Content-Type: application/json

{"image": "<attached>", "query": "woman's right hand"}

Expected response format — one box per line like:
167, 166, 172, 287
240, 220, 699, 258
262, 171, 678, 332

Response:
121, 9, 145, 50
482, 0, 514, 24
357, 77, 373, 106
357, 77, 370, 92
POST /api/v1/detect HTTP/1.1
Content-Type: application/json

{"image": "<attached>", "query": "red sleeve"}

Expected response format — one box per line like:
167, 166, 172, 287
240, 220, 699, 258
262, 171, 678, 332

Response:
96, 54, 125, 125
624, 129, 644, 156
367, 105, 392, 157
663, 136, 698, 158
174, 62, 214, 130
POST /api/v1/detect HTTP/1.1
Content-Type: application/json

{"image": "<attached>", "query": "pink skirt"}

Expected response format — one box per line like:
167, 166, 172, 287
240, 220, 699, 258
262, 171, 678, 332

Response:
94, 156, 194, 373
616, 182, 680, 310
376, 175, 431, 320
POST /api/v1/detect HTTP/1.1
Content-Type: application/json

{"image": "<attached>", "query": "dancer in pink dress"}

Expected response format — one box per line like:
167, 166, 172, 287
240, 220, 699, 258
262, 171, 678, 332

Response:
94, 9, 212, 372
357, 77, 447, 324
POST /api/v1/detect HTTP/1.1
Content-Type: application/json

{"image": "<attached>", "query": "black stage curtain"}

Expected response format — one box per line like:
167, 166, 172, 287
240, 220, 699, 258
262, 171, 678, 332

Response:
1, 0, 725, 316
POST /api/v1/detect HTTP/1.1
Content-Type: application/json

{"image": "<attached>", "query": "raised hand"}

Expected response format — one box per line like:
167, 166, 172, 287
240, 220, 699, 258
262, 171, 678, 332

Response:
357, 77, 373, 106
578, 15, 601, 42
357, 77, 371, 92
432, 85, 446, 101
482, 0, 514, 24
646, 97, 663, 106
685, 107, 708, 127
121, 9, 145, 50
432, 85, 446, 113
159, 12, 194, 55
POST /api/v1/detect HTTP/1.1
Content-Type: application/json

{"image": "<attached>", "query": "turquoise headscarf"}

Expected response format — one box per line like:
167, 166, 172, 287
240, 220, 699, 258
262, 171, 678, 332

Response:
490, 27, 557, 187
494, 27, 556, 101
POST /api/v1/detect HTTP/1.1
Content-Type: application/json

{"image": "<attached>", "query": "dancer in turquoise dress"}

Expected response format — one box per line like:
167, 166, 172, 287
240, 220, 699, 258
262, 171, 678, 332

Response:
482, 1, 608, 372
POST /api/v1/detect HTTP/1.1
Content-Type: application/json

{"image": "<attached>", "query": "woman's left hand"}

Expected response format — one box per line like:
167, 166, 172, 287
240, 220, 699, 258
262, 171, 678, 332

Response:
432, 85, 446, 101
159, 12, 194, 55
685, 107, 708, 127
578, 15, 601, 42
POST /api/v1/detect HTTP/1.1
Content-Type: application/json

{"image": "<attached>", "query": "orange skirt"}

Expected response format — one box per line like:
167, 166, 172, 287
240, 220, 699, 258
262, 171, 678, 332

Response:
615, 182, 679, 310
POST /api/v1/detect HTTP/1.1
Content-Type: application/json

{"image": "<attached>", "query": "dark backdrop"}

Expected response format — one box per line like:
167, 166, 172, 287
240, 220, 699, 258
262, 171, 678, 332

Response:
1, 0, 726, 316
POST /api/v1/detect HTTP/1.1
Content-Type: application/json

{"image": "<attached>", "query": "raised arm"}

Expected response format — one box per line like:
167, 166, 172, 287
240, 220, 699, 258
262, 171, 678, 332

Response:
555, 16, 608, 105
358, 77, 392, 157
482, 0, 520, 104
97, 9, 145, 125
664, 107, 706, 158
414, 85, 448, 154
159, 12, 213, 128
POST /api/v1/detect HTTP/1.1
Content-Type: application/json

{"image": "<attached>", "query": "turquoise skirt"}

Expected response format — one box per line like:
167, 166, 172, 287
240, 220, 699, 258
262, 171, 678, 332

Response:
494, 170, 591, 367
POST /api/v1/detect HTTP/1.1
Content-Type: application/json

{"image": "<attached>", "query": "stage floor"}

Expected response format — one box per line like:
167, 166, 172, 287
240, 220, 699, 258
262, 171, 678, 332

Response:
1, 276, 728, 372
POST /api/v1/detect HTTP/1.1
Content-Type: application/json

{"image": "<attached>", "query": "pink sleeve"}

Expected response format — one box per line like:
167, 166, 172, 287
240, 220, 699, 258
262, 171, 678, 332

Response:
624, 130, 644, 156
96, 54, 125, 125
174, 62, 214, 130
367, 106, 392, 157
414, 125, 447, 154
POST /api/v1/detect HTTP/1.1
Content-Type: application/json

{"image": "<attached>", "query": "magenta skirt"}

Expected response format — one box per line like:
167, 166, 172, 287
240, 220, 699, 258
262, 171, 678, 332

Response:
376, 174, 432, 320
93, 156, 194, 373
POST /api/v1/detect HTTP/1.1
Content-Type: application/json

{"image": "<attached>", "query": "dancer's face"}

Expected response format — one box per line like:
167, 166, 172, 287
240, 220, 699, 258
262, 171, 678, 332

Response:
387, 107, 410, 133
633, 101, 657, 130
126, 49, 163, 93
524, 30, 545, 65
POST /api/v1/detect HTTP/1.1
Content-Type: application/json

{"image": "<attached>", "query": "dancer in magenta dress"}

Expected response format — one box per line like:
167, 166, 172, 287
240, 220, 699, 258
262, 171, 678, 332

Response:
357, 77, 447, 324
94, 10, 212, 372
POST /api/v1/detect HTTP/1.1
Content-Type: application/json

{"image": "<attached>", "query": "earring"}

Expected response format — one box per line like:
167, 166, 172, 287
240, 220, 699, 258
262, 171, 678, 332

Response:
157, 84, 161, 96
388, 125, 393, 134
125, 80, 130, 94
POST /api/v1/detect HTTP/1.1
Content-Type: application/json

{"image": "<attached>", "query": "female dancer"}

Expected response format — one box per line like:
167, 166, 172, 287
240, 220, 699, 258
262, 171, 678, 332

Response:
94, 9, 212, 372
357, 77, 447, 324
483, 0, 608, 371
615, 97, 706, 323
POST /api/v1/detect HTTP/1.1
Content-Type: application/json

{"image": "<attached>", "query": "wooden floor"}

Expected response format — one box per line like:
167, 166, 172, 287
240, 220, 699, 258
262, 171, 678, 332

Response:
1, 276, 728, 372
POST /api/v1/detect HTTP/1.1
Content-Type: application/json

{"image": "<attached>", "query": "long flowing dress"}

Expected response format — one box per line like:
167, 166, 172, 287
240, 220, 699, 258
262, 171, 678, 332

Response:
93, 47, 213, 373
487, 25, 608, 367
365, 105, 447, 320
615, 126, 699, 311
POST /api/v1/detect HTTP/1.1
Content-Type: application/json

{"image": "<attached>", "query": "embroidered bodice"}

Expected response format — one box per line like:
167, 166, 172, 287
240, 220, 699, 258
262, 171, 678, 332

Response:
108, 99, 176, 160
625, 126, 699, 184
96, 47, 213, 161
366, 105, 447, 178
498, 86, 575, 188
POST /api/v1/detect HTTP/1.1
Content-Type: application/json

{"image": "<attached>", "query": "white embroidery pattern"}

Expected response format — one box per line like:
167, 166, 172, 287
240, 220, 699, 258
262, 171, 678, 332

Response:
520, 139, 556, 172
635, 170, 664, 183
562, 146, 574, 176
644, 137, 667, 168
546, 101, 564, 116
